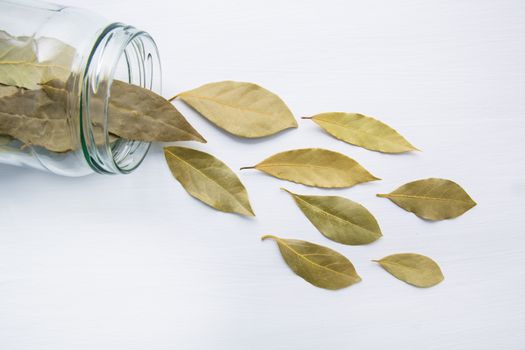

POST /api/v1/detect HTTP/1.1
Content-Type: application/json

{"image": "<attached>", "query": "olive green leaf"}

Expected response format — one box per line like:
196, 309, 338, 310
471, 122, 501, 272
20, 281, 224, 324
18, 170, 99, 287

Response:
175, 81, 297, 138
0, 32, 74, 89
164, 146, 255, 216
241, 148, 379, 188
262, 235, 361, 290
282, 188, 382, 245
377, 178, 476, 220
373, 253, 444, 288
303, 113, 418, 153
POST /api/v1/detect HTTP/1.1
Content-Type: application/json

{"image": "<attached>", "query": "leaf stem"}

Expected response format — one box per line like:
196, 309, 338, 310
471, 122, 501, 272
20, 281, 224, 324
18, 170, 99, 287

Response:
167, 94, 179, 102
280, 187, 293, 195
239, 166, 256, 170
261, 234, 278, 241
301, 116, 313, 120
376, 194, 388, 198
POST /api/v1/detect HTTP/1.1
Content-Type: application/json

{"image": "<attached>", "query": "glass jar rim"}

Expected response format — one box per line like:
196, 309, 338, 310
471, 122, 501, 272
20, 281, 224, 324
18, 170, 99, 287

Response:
80, 23, 162, 174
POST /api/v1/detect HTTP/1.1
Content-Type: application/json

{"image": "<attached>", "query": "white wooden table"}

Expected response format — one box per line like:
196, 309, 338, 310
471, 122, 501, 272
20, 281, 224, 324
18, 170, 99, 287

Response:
1, 1, 524, 349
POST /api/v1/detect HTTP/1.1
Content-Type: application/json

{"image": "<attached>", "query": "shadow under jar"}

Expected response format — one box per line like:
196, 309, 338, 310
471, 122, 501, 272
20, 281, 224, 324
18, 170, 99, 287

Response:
0, 0, 161, 176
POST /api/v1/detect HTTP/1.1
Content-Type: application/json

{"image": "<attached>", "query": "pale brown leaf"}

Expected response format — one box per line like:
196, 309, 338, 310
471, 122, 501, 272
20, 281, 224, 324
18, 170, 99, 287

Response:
177, 81, 297, 138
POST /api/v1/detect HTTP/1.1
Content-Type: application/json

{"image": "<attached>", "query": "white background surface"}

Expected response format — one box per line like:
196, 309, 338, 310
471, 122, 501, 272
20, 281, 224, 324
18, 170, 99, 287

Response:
1, 0, 525, 349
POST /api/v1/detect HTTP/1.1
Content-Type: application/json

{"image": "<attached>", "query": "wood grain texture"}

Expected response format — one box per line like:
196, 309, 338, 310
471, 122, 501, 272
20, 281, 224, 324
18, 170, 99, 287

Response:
1, 1, 524, 349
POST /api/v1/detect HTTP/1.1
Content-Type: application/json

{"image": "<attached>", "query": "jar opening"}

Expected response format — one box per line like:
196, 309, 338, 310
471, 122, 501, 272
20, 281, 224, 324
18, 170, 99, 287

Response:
81, 23, 161, 174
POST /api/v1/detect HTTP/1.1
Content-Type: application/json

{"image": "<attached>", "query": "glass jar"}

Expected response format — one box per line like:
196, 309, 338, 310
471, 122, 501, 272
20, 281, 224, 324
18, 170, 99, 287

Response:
0, 0, 161, 176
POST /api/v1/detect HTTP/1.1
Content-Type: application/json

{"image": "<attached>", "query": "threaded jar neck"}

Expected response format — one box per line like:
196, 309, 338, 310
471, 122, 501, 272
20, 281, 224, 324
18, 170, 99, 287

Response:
81, 23, 162, 174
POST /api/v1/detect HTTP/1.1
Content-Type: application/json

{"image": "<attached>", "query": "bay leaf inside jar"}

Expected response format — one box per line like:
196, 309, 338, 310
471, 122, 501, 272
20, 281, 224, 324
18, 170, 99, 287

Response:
0, 31, 205, 153
0, 79, 205, 153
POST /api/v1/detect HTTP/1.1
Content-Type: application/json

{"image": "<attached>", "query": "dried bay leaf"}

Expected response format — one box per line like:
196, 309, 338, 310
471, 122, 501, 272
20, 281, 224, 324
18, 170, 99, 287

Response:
374, 253, 444, 288
262, 235, 361, 290
0, 32, 38, 89
0, 85, 73, 152
36, 36, 76, 77
241, 148, 379, 188
164, 146, 255, 216
0, 134, 12, 146
282, 188, 382, 245
0, 80, 207, 152
1, 31, 205, 151
176, 81, 297, 138
109, 80, 206, 143
108, 133, 120, 144
0, 84, 18, 98
377, 178, 476, 220
43, 79, 206, 144
304, 113, 418, 153
0, 32, 74, 89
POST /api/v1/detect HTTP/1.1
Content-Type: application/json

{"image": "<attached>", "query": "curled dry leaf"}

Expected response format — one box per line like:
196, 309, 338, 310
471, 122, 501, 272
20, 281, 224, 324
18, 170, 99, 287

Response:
262, 235, 361, 290
374, 253, 444, 288
282, 188, 382, 245
304, 112, 418, 153
176, 81, 297, 138
241, 148, 379, 188
164, 146, 255, 217
377, 178, 476, 220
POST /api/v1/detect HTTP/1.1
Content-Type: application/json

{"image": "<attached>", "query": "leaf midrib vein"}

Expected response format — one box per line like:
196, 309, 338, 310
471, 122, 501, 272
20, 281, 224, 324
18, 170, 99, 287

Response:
0, 110, 64, 123
383, 193, 473, 203
181, 93, 282, 118
258, 163, 343, 172
316, 116, 409, 147
278, 239, 356, 281
380, 260, 426, 273
0, 60, 69, 72
108, 100, 198, 140
295, 195, 378, 237
43, 83, 201, 141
